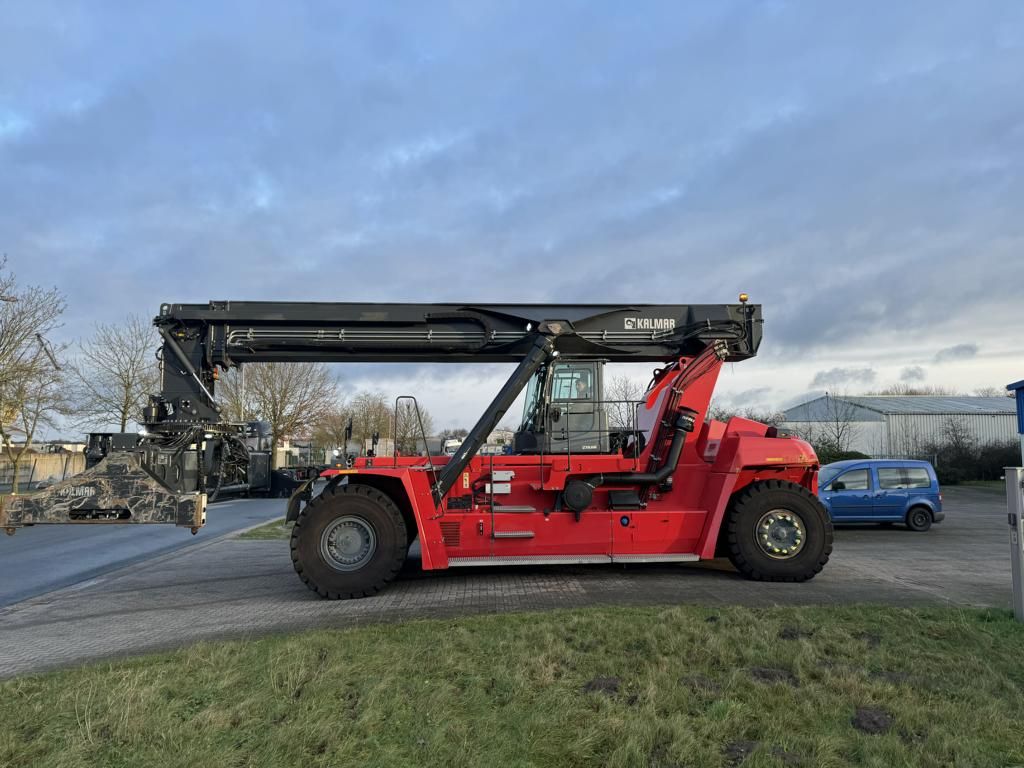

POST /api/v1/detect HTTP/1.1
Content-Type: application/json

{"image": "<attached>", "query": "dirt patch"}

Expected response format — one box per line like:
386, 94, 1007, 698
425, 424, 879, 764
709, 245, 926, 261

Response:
771, 746, 805, 766
851, 707, 893, 734
723, 740, 760, 766
779, 626, 815, 640
854, 630, 883, 648
749, 666, 799, 687
899, 726, 928, 744
648, 737, 681, 768
581, 676, 620, 696
680, 674, 722, 694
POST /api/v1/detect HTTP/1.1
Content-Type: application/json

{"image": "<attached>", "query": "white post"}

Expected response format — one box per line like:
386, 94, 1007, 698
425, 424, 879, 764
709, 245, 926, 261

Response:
1007, 468, 1024, 622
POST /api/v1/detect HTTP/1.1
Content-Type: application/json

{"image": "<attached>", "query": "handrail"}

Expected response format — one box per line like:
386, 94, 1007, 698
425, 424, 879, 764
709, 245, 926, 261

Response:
393, 396, 440, 492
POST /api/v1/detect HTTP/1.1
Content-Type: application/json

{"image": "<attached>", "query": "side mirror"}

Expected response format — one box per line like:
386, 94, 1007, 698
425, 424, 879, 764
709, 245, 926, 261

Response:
549, 406, 562, 422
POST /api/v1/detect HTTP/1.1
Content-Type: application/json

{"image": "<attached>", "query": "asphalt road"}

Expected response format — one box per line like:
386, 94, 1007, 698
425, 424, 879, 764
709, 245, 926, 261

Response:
0, 497, 286, 608
0, 486, 1012, 678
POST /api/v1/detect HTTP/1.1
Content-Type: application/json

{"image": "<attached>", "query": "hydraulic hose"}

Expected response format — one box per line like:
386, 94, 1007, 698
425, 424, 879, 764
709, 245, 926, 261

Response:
592, 408, 697, 486
560, 408, 698, 516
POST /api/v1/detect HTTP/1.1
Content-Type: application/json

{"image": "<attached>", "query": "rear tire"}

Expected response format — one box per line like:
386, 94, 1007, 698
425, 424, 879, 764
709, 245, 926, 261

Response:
905, 506, 932, 532
291, 483, 408, 599
725, 480, 833, 582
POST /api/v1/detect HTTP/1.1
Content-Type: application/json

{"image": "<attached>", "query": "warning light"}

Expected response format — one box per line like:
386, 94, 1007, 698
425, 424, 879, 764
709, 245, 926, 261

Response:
738, 293, 749, 303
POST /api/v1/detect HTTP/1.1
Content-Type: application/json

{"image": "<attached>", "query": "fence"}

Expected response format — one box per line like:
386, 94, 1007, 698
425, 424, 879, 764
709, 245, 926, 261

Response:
0, 452, 86, 493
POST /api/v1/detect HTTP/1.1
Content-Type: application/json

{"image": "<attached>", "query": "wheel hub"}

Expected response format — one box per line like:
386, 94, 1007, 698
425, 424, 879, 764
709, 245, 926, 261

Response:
320, 516, 377, 572
755, 509, 806, 560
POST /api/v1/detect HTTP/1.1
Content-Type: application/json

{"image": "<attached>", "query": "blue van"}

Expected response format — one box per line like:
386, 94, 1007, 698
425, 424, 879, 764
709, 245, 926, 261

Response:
818, 459, 944, 531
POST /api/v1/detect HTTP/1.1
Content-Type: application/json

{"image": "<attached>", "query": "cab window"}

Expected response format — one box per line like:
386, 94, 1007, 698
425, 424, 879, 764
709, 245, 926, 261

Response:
550, 364, 594, 401
831, 469, 869, 491
877, 468, 904, 489
905, 468, 932, 488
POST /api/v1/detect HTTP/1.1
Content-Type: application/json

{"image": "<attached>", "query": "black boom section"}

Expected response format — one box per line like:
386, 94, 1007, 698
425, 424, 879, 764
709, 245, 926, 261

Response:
161, 300, 760, 366
150, 300, 761, 428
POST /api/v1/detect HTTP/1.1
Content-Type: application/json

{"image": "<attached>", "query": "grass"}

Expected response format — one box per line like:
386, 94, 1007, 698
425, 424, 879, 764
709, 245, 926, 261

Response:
237, 517, 293, 540
2, 606, 1023, 767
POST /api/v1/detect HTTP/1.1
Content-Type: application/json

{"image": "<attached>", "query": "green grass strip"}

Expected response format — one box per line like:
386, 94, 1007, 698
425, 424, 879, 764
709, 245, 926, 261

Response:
2, 605, 1022, 767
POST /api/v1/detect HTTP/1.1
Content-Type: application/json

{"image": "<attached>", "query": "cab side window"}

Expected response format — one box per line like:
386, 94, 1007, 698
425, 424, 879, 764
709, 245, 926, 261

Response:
905, 468, 931, 488
832, 469, 869, 491
549, 364, 594, 401
877, 468, 904, 490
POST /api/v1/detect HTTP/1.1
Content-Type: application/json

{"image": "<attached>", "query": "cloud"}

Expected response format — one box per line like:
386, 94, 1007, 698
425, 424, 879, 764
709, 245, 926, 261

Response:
900, 365, 926, 382
810, 367, 877, 389
1, 2, 1022, 425
718, 387, 774, 408
934, 343, 979, 363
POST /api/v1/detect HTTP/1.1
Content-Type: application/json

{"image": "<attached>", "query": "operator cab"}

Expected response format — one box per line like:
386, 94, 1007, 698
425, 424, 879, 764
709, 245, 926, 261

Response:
513, 360, 613, 454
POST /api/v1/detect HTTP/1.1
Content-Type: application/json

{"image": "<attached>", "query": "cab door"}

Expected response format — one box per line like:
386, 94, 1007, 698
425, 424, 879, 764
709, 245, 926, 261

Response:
873, 467, 909, 520
825, 467, 873, 521
545, 362, 609, 453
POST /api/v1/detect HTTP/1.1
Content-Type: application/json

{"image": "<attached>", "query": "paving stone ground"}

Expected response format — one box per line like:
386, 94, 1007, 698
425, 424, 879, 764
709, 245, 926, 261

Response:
0, 486, 1010, 678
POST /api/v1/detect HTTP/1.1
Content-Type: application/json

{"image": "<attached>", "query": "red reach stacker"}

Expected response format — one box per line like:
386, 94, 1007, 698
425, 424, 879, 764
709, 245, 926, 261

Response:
2, 298, 833, 598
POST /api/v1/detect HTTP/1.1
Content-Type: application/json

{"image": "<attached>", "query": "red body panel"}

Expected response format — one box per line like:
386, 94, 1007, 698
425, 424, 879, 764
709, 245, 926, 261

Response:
341, 357, 819, 570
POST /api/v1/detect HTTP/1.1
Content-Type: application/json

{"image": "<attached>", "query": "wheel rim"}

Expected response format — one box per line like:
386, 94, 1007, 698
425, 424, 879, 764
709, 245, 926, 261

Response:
755, 509, 807, 560
913, 510, 928, 527
320, 516, 377, 572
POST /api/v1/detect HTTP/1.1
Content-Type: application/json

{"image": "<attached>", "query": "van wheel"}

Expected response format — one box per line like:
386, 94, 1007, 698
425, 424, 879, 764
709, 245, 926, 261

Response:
906, 506, 932, 532
725, 480, 833, 582
291, 483, 407, 599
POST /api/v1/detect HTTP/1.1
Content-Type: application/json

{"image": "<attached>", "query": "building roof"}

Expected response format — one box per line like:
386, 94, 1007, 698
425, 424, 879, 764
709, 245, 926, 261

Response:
841, 396, 1017, 415
783, 395, 1016, 422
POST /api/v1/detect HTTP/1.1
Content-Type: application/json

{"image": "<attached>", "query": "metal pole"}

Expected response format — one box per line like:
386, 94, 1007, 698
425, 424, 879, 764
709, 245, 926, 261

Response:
431, 333, 554, 505
1007, 467, 1024, 622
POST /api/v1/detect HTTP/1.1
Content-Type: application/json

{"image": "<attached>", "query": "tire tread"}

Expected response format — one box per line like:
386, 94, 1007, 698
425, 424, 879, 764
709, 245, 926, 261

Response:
725, 479, 833, 582
290, 483, 407, 599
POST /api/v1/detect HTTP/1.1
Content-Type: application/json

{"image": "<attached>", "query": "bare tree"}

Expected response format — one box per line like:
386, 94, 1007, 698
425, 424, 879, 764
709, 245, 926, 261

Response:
349, 391, 393, 450
941, 415, 976, 456
0, 358, 70, 493
889, 418, 925, 458
394, 400, 434, 454
310, 401, 354, 454
216, 367, 259, 423
0, 259, 67, 491
972, 386, 1013, 398
821, 393, 860, 453
238, 363, 338, 467
605, 374, 646, 429
869, 384, 961, 396
69, 315, 159, 431
0, 257, 65, 396
803, 393, 861, 455
706, 401, 784, 427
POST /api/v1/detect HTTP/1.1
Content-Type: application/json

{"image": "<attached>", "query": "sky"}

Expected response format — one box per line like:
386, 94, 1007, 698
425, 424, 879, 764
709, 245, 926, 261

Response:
2, 1, 1022, 430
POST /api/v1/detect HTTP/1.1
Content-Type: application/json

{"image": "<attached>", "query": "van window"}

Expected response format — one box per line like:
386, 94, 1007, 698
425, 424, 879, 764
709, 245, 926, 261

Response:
878, 468, 904, 489
905, 468, 932, 488
833, 469, 869, 491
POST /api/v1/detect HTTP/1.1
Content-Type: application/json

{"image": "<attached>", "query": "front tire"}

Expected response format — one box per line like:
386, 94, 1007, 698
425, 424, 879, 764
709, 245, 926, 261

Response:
725, 480, 833, 582
291, 483, 407, 599
905, 506, 932, 532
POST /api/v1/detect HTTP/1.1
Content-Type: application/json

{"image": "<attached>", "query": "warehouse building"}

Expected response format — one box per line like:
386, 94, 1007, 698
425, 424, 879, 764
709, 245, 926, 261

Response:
780, 395, 1018, 457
